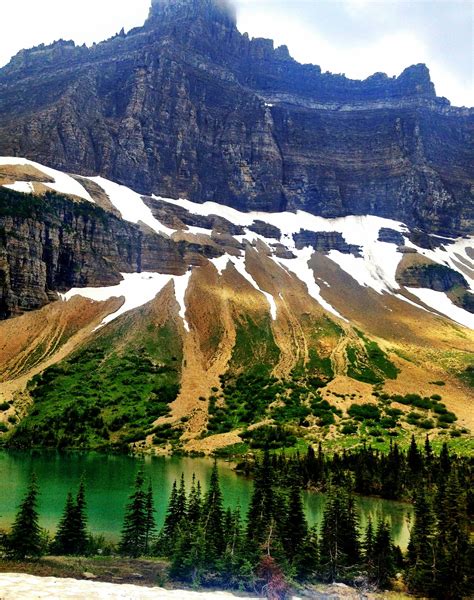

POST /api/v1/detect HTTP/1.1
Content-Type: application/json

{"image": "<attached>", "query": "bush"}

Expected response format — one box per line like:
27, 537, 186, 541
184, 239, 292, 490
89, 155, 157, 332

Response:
419, 418, 435, 430
0, 423, 8, 432
437, 412, 457, 424
347, 403, 381, 422
241, 425, 297, 449
341, 423, 358, 435
0, 402, 10, 411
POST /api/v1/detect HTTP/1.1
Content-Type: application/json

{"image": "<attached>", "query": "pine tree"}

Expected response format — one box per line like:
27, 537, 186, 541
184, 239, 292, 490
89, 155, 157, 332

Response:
119, 470, 147, 557
363, 517, 375, 574
319, 484, 360, 582
283, 475, 307, 561
407, 435, 423, 481
371, 520, 395, 588
407, 488, 436, 595
73, 479, 88, 555
7, 473, 42, 559
202, 461, 224, 564
246, 450, 277, 550
187, 474, 202, 524
144, 480, 156, 554
53, 492, 77, 555
433, 468, 471, 598
295, 525, 319, 580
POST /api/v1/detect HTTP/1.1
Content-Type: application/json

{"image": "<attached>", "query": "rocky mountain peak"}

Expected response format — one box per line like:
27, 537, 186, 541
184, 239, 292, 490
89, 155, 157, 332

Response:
147, 0, 237, 28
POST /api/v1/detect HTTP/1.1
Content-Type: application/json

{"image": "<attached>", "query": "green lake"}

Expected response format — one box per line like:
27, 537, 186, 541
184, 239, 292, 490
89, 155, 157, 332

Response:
0, 451, 413, 548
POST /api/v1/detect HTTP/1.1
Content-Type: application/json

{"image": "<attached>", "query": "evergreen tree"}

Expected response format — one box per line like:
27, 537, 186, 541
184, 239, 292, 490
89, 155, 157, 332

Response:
119, 470, 147, 557
407, 488, 436, 595
74, 479, 88, 555
362, 517, 375, 573
202, 461, 225, 563
283, 475, 307, 561
144, 480, 156, 554
319, 484, 360, 581
247, 450, 276, 549
295, 525, 319, 580
53, 492, 78, 555
433, 469, 471, 598
371, 520, 395, 588
169, 523, 207, 584
6, 473, 42, 559
187, 474, 202, 524
407, 435, 423, 481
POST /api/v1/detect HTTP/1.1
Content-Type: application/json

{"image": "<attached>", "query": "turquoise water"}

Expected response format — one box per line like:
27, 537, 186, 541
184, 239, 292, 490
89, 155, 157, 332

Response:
0, 451, 413, 547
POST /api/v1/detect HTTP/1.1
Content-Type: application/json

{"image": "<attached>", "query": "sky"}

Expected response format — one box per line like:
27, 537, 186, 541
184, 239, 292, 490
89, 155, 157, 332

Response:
1, 0, 472, 107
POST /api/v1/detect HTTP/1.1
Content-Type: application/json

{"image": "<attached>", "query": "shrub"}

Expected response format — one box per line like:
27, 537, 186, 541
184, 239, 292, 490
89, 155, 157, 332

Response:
419, 419, 435, 430
347, 403, 381, 422
0, 402, 10, 411
341, 423, 358, 435
437, 412, 457, 424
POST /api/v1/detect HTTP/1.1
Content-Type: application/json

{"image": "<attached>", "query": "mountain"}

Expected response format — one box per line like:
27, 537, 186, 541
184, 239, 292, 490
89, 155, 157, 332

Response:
0, 0, 472, 454
0, 0, 473, 235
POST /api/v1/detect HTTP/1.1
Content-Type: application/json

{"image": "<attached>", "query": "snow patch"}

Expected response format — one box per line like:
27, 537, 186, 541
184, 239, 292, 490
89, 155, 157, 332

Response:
60, 271, 195, 331
0, 157, 93, 202
277, 248, 347, 321
3, 181, 34, 193
90, 177, 175, 236
406, 288, 474, 329
174, 270, 193, 331
0, 573, 262, 600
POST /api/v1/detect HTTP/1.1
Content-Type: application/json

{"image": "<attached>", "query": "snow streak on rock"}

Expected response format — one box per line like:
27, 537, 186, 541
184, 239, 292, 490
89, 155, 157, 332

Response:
90, 176, 175, 236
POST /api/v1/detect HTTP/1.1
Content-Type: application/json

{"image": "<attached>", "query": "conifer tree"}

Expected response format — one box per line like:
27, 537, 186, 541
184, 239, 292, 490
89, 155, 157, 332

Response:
119, 470, 147, 557
72, 478, 88, 555
283, 476, 307, 561
363, 517, 375, 573
187, 474, 202, 524
247, 450, 277, 550
202, 461, 224, 563
433, 468, 471, 598
53, 492, 78, 555
7, 473, 42, 559
407, 435, 423, 481
295, 525, 319, 580
407, 488, 436, 595
144, 480, 156, 555
371, 521, 395, 588
319, 484, 360, 581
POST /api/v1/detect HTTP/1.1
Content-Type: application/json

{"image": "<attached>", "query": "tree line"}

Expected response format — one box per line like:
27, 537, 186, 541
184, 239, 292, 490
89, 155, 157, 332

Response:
1, 440, 472, 599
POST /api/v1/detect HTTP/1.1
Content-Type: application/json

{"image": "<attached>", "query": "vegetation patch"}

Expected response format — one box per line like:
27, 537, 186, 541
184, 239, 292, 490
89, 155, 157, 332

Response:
7, 321, 182, 450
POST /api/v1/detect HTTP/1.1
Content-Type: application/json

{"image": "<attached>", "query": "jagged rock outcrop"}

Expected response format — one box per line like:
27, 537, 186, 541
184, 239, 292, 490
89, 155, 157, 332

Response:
293, 230, 361, 255
378, 228, 406, 246
0, 188, 191, 318
0, 0, 472, 236
397, 260, 468, 292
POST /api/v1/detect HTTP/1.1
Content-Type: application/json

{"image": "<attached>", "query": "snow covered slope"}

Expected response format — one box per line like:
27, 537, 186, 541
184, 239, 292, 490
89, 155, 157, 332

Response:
1, 157, 472, 330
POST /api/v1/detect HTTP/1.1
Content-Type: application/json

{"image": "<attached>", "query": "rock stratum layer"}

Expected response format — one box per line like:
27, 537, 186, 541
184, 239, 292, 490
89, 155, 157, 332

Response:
0, 0, 472, 236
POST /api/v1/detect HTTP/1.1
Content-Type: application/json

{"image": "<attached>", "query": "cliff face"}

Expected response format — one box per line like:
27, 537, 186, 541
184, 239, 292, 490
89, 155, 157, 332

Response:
0, 0, 472, 235
0, 188, 190, 318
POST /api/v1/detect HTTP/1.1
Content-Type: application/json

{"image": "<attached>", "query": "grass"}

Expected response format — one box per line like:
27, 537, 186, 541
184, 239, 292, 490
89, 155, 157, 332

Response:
7, 319, 182, 451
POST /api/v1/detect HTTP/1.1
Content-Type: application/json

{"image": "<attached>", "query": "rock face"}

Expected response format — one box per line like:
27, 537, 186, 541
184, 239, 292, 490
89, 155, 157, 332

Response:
0, 0, 472, 236
0, 188, 189, 318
